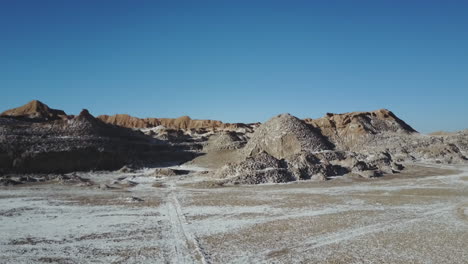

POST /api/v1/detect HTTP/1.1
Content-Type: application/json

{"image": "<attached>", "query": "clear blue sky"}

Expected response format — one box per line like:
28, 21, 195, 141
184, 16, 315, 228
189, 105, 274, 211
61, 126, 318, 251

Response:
1, 0, 467, 133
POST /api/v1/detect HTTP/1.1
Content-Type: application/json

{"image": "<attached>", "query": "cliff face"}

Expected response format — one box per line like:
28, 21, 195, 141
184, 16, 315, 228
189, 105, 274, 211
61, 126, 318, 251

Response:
0, 108, 195, 174
96, 114, 160, 128
97, 114, 256, 132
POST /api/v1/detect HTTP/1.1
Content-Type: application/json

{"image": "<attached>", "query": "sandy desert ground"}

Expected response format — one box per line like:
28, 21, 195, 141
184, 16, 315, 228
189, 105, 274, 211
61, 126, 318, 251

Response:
1, 163, 467, 264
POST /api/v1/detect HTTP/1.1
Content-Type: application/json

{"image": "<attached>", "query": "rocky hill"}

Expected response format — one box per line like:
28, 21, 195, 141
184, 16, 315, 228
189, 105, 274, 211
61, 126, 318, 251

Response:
243, 113, 333, 159
212, 110, 468, 184
302, 110, 466, 164
215, 113, 406, 184
304, 109, 416, 148
0, 103, 196, 174
1, 100, 68, 121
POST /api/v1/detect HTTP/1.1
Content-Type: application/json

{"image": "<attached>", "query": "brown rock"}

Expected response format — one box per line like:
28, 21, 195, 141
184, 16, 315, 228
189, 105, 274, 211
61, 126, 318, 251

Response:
1, 100, 68, 121
97, 113, 256, 132
304, 109, 417, 147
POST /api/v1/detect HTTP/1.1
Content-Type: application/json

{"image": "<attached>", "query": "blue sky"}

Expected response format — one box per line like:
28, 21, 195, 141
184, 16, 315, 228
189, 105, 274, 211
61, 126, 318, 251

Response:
1, 0, 467, 133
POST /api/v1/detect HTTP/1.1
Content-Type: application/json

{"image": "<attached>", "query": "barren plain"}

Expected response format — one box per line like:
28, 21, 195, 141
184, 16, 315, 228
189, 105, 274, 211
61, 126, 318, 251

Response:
1, 163, 467, 264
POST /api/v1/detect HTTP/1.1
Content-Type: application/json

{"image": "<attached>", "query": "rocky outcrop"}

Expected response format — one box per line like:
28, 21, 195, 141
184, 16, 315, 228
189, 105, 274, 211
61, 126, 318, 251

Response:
429, 130, 468, 154
304, 109, 416, 148
1, 100, 68, 121
215, 150, 401, 184
301, 109, 468, 164
214, 113, 406, 184
447, 130, 468, 154
0, 107, 196, 174
97, 114, 257, 132
215, 152, 295, 184
203, 131, 246, 151
351, 132, 468, 164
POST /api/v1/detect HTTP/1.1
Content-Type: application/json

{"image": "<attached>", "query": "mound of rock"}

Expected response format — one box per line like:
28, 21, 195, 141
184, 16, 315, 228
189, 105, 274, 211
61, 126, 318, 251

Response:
286, 152, 344, 181
203, 131, 246, 151
346, 133, 468, 164
243, 113, 333, 159
215, 152, 294, 184
152, 128, 193, 142
215, 149, 401, 184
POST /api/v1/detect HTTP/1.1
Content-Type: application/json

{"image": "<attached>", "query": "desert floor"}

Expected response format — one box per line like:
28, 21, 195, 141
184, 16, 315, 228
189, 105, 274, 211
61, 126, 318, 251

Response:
1, 163, 467, 264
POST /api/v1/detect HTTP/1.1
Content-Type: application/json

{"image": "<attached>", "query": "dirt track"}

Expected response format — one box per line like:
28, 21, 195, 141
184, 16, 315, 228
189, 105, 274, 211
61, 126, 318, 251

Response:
1, 163, 467, 263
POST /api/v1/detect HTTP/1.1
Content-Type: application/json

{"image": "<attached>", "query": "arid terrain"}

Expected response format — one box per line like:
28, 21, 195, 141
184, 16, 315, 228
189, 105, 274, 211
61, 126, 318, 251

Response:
1, 163, 467, 263
1, 101, 468, 263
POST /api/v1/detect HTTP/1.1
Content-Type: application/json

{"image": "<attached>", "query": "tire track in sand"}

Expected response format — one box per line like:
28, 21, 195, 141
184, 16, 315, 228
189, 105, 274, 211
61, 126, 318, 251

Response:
165, 180, 209, 264
251, 205, 451, 263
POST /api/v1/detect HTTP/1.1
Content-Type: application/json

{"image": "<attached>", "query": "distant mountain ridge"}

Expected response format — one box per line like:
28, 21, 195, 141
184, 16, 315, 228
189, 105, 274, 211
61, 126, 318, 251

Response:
97, 114, 255, 131
1, 100, 467, 178
0, 101, 417, 136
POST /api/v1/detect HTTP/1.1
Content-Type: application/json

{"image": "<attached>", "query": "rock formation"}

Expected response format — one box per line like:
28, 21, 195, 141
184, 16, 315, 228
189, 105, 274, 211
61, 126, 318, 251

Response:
446, 130, 468, 154
97, 114, 257, 132
243, 113, 333, 159
203, 131, 246, 151
214, 113, 404, 184
215, 152, 294, 184
1, 100, 68, 121
304, 109, 416, 148
1, 101, 467, 184
301, 109, 466, 164
0, 104, 195, 174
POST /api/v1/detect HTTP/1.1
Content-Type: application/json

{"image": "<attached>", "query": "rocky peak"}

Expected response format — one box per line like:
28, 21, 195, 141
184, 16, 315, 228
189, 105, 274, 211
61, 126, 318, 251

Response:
76, 109, 94, 119
68, 109, 106, 133
0, 100, 67, 121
